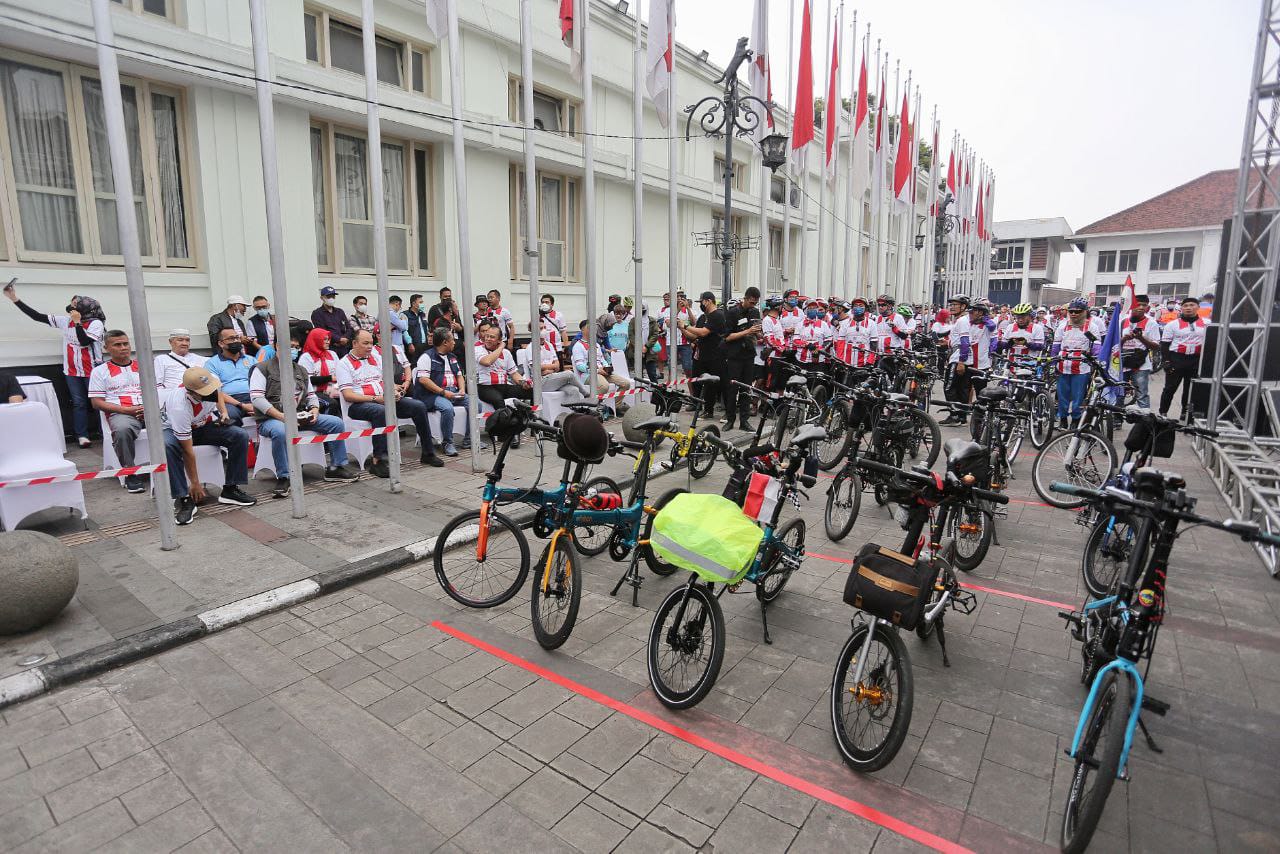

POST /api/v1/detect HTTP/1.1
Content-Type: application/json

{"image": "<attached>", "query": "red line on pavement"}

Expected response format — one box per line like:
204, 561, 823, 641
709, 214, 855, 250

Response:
430, 619, 973, 854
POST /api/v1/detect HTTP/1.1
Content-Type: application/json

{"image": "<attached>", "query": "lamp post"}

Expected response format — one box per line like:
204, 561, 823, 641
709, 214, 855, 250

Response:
685, 37, 788, 305
932, 191, 960, 306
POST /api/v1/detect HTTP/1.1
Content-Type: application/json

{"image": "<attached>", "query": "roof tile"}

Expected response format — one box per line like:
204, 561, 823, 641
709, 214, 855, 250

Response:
1076, 169, 1240, 236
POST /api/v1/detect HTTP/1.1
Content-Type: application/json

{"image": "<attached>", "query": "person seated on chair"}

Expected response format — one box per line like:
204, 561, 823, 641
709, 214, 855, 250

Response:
89, 330, 149, 494
571, 320, 628, 396
206, 327, 257, 424
415, 327, 472, 456
474, 326, 533, 445
298, 328, 340, 414
336, 329, 443, 477
1, 371, 25, 404
522, 323, 591, 403
162, 367, 257, 525
155, 328, 207, 391
250, 327, 360, 498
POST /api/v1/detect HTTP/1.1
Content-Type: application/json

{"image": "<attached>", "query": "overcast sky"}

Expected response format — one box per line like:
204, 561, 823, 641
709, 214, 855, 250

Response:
670, 0, 1260, 287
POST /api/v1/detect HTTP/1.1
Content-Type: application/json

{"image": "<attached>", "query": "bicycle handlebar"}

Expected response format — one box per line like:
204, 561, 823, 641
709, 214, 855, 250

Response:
1048, 481, 1280, 546
855, 458, 1009, 505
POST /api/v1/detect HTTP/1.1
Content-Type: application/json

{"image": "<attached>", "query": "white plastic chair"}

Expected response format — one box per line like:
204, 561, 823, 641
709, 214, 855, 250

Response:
130, 430, 226, 492
0, 402, 87, 530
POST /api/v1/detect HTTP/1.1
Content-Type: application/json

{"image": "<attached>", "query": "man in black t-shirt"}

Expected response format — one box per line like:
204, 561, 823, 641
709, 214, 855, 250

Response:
722, 287, 762, 430
680, 291, 726, 417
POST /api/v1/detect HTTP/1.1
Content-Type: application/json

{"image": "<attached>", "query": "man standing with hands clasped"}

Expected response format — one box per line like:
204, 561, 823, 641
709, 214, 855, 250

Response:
721, 287, 762, 432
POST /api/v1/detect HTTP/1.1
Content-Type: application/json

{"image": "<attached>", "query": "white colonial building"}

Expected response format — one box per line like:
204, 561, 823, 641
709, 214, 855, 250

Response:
987, 217, 1075, 307
1071, 169, 1232, 308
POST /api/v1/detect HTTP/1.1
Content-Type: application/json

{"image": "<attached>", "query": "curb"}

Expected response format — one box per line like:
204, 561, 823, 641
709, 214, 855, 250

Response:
0, 435, 742, 710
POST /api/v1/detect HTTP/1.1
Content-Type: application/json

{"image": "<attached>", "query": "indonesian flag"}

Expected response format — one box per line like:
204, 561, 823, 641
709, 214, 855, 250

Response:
946, 147, 956, 198
749, 0, 772, 142
975, 176, 985, 240
791, 0, 815, 156
823, 8, 841, 185
928, 120, 939, 215
561, 0, 583, 82
986, 178, 995, 239
1121, 274, 1136, 314
424, 0, 447, 41
892, 92, 912, 207
645, 0, 674, 127
854, 54, 868, 139
743, 473, 782, 522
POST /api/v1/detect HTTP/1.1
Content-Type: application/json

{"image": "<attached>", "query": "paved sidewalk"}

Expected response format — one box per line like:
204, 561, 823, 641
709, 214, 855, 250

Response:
2, 391, 1278, 852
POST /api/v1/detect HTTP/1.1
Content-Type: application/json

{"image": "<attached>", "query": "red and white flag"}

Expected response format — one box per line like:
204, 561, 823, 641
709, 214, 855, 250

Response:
749, 0, 772, 141
823, 6, 841, 186
743, 473, 781, 522
791, 0, 815, 163
560, 0, 583, 82
975, 175, 985, 240
853, 52, 868, 140
946, 146, 956, 199
645, 0, 674, 127
892, 91, 912, 207
1121, 274, 1136, 313
424, 0, 447, 41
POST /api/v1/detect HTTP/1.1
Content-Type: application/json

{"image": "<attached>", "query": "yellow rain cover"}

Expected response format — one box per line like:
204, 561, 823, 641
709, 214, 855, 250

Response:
650, 493, 764, 584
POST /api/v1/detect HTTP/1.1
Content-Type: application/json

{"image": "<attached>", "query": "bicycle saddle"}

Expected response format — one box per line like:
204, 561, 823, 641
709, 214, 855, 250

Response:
943, 438, 985, 466
632, 416, 674, 433
884, 392, 910, 404
563, 401, 601, 412
790, 424, 828, 446
978, 386, 1010, 402
786, 375, 807, 387
1014, 368, 1034, 379
691, 374, 720, 384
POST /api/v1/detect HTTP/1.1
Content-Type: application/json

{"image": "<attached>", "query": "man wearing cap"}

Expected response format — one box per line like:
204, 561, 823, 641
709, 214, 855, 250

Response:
680, 292, 726, 417
154, 329, 207, 391
206, 327, 257, 425
311, 286, 351, 356
1159, 296, 1208, 419
207, 295, 257, 356
842, 297, 877, 368
794, 298, 831, 366
162, 367, 256, 525
779, 289, 804, 338
89, 330, 149, 494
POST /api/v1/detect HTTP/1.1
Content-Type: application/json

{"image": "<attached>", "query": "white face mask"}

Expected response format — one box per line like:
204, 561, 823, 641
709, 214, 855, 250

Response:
541, 303, 552, 312
322, 297, 335, 307
355, 304, 367, 315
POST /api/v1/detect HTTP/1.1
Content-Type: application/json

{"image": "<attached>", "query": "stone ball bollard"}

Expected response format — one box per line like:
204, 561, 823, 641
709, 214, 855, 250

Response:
0, 531, 78, 634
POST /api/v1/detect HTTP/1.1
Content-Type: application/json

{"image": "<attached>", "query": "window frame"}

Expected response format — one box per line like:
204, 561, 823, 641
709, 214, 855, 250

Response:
0, 49, 196, 268
110, 0, 179, 23
1149, 247, 1170, 271
1172, 246, 1194, 270
509, 165, 581, 282
506, 77, 580, 138
1117, 249, 1138, 273
714, 155, 749, 192
1096, 250, 1116, 273
304, 6, 430, 96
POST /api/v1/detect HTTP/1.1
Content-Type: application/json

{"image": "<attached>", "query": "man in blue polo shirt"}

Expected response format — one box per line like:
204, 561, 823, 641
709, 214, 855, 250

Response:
206, 326, 257, 425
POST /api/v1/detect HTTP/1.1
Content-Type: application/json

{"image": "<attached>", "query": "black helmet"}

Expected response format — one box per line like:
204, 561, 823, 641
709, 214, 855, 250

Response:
558, 412, 609, 464
764, 296, 784, 311
948, 294, 970, 307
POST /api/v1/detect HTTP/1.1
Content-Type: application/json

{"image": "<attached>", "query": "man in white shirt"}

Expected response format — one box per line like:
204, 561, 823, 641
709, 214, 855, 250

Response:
539, 295, 567, 348
487, 289, 516, 351
161, 366, 256, 525
155, 329, 207, 390
522, 327, 590, 403
89, 330, 148, 493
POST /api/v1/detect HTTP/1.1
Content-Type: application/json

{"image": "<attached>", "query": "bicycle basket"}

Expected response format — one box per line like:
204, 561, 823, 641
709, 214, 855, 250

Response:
650, 493, 763, 585
1124, 418, 1176, 458
842, 542, 940, 631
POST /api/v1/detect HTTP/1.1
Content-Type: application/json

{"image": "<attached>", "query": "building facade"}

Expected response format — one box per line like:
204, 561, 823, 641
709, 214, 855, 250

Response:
1072, 169, 1233, 307
987, 217, 1074, 306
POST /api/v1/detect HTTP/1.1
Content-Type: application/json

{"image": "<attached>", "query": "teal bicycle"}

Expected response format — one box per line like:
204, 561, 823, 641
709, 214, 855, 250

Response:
1052, 471, 1280, 853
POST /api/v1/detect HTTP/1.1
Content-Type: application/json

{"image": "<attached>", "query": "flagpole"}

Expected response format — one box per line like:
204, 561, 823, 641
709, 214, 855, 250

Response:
360, 0, 400, 492
840, 11, 857, 301
581, 0, 599, 394
632, 0, 645, 378
780, 0, 796, 294
890, 58, 899, 296
667, 6, 679, 380
753, 0, 769, 297
826, 1, 844, 299
519, 0, 543, 404
816, 0, 832, 300
895, 69, 910, 302
439, 0, 482, 473
870, 43, 881, 298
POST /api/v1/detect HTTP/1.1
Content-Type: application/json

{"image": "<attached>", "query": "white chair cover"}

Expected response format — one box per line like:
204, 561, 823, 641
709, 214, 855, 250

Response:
0, 402, 86, 530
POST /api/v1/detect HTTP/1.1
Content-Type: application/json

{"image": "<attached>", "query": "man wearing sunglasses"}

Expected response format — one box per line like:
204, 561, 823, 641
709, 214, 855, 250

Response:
1050, 297, 1106, 428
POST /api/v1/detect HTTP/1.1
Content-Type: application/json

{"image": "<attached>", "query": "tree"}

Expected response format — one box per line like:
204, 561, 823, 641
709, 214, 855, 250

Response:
917, 141, 933, 171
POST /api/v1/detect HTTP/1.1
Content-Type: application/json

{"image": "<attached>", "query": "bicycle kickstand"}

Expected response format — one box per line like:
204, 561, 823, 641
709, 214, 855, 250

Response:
759, 600, 773, 645
1137, 716, 1163, 754
610, 553, 644, 607
935, 616, 951, 668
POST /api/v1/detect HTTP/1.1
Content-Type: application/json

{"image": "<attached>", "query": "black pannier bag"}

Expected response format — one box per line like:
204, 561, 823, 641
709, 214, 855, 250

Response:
842, 542, 940, 631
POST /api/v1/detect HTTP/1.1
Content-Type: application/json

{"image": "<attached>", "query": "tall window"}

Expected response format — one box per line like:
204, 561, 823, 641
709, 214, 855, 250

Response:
0, 52, 192, 266
1096, 250, 1116, 273
507, 80, 578, 136
714, 156, 748, 192
767, 225, 783, 293
1149, 247, 1170, 271
304, 7, 428, 95
310, 121, 434, 275
1117, 249, 1138, 272
111, 0, 177, 21
511, 167, 579, 281
994, 245, 1024, 270
1172, 246, 1194, 269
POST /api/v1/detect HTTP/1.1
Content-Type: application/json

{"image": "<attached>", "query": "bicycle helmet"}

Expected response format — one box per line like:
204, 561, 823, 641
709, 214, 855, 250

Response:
948, 294, 970, 307
850, 296, 869, 307
1068, 297, 1090, 311
896, 304, 914, 318
764, 296, 784, 311
558, 412, 609, 464
1012, 302, 1033, 315
485, 403, 527, 439
876, 294, 895, 306
969, 300, 990, 314
621, 402, 662, 444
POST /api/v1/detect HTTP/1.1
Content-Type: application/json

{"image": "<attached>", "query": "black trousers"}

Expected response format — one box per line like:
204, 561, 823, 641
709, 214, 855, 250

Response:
693, 355, 722, 414
721, 357, 754, 423
1159, 352, 1199, 417
948, 366, 987, 431
477, 383, 533, 411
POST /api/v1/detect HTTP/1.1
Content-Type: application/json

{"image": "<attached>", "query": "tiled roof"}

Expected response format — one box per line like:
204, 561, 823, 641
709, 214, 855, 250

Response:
1075, 169, 1238, 236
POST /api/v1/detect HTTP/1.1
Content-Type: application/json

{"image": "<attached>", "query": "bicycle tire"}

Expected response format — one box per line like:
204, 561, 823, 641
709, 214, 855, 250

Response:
758, 518, 805, 603
905, 407, 942, 467
530, 536, 582, 650
647, 582, 725, 709
641, 487, 690, 576
1082, 515, 1136, 599
817, 400, 854, 470
1029, 391, 1054, 449
1005, 421, 1024, 464
688, 425, 720, 479
824, 470, 863, 542
951, 502, 993, 572
1061, 669, 1131, 854
573, 476, 623, 558
830, 621, 913, 772
1031, 430, 1117, 509
433, 509, 530, 608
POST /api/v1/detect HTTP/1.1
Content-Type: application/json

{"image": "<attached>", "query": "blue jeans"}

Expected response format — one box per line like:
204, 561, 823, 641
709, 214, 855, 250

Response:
425, 394, 469, 442
65, 374, 91, 439
1057, 373, 1090, 421
349, 397, 436, 457
257, 414, 348, 477
226, 392, 252, 425
163, 424, 249, 498
1124, 368, 1151, 409
677, 344, 693, 378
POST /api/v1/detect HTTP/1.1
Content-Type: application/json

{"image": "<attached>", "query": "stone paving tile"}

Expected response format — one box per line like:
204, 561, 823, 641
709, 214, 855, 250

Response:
119, 770, 192, 825
705, 801, 798, 853
595, 753, 682, 817
661, 753, 754, 827
505, 766, 589, 830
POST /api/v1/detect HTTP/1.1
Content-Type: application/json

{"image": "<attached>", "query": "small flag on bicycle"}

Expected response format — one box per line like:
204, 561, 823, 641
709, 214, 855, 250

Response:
743, 473, 782, 522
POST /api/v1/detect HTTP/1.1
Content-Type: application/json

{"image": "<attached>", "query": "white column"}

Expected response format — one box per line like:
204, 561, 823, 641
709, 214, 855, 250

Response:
520, 0, 543, 403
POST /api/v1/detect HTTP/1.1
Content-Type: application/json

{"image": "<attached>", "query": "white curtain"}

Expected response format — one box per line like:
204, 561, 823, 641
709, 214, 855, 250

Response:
335, 132, 370, 268
381, 142, 407, 271
310, 127, 328, 266
150, 92, 188, 260
540, 175, 561, 278
0, 61, 82, 254
81, 78, 151, 257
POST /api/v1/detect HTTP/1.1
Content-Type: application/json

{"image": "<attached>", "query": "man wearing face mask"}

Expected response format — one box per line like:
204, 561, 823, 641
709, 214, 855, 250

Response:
679, 292, 727, 417
311, 286, 352, 356
841, 297, 877, 368
722, 288, 762, 430
250, 326, 359, 497
1159, 296, 1208, 419
538, 295, 565, 348
247, 296, 276, 351
162, 367, 256, 525
207, 295, 257, 356
794, 298, 831, 366
206, 327, 257, 425
1119, 295, 1160, 409
350, 295, 379, 338
779, 288, 804, 340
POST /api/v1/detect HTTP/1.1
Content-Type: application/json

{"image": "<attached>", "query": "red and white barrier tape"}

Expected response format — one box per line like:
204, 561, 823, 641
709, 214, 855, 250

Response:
290, 426, 398, 445
0, 463, 168, 489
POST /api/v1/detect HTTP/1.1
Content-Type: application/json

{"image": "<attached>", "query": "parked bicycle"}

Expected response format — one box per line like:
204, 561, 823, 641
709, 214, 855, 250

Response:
634, 377, 721, 477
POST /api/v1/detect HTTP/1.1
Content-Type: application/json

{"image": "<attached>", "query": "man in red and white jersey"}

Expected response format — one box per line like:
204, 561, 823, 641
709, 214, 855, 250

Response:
89, 330, 147, 493
794, 299, 832, 365
830, 302, 852, 363
521, 325, 591, 403
843, 297, 878, 368
778, 288, 804, 341
475, 326, 533, 444
4, 282, 104, 447
1051, 298, 1105, 426
1159, 296, 1208, 419
1119, 295, 1161, 409
998, 303, 1046, 359
873, 295, 911, 353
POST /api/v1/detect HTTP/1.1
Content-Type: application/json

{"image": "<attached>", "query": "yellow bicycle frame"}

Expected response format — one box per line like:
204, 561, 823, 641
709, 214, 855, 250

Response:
541, 528, 573, 593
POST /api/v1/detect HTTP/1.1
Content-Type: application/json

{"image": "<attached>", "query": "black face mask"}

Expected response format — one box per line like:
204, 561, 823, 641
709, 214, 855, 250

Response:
199, 391, 219, 402
225, 341, 243, 355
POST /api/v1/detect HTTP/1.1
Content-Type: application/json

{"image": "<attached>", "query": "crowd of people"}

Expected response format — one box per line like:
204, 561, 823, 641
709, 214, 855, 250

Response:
2, 277, 1211, 526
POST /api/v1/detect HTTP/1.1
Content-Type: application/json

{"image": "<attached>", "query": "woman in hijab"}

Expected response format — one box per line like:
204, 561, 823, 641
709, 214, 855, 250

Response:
297, 328, 338, 414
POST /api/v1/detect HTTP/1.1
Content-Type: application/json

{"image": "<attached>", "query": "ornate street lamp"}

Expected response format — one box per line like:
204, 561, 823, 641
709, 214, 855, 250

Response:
932, 192, 962, 305
685, 37, 787, 305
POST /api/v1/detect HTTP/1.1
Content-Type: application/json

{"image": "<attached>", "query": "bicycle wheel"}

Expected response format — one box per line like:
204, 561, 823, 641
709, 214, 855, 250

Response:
830, 621, 913, 772
1005, 420, 1025, 463
905, 408, 942, 467
817, 401, 854, 470
1061, 669, 1132, 854
758, 518, 805, 603
573, 476, 623, 558
1029, 391, 1055, 449
530, 535, 582, 650
641, 487, 690, 576
824, 470, 863, 541
688, 425, 720, 478
951, 502, 992, 572
434, 509, 530, 608
647, 581, 725, 709
1031, 431, 1117, 509
1082, 515, 1136, 599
